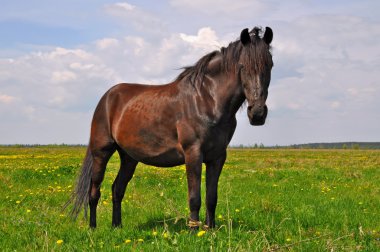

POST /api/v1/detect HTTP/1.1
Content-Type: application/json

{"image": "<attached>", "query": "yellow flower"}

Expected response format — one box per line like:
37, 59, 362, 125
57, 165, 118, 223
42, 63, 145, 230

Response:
152, 231, 158, 236
235, 208, 240, 212
124, 239, 131, 244
137, 238, 144, 242
103, 200, 108, 205
163, 232, 169, 239
26, 209, 31, 213
217, 214, 223, 219
197, 230, 206, 237
286, 238, 292, 242
56, 240, 63, 245
16, 200, 21, 204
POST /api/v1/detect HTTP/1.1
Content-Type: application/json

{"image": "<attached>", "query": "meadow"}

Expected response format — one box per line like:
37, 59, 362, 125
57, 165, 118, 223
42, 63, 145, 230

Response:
0, 146, 379, 251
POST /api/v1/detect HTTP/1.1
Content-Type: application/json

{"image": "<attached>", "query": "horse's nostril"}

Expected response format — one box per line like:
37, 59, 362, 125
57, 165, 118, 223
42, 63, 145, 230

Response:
248, 106, 253, 111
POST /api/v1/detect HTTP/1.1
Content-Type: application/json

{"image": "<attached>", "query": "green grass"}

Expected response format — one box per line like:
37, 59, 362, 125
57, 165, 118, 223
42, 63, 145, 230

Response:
0, 146, 379, 251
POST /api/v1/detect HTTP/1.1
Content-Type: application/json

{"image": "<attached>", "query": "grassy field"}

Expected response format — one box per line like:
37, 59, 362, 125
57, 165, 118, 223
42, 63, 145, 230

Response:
0, 146, 379, 251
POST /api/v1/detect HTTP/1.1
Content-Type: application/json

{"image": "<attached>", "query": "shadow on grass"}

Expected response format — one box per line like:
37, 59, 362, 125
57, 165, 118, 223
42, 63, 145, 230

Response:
133, 215, 257, 233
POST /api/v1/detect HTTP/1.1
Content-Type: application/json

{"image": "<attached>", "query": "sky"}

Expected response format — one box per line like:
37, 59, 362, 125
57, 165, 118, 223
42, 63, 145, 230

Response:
0, 0, 379, 146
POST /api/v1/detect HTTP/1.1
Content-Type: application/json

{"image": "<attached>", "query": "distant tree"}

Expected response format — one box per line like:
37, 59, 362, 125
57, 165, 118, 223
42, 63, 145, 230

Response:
342, 144, 347, 149
353, 144, 360, 150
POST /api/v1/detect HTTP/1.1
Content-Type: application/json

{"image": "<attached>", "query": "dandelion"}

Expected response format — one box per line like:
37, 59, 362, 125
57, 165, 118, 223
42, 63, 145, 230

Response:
197, 230, 206, 237
137, 238, 144, 242
56, 239, 63, 245
103, 200, 108, 205
286, 238, 292, 242
163, 232, 169, 239
26, 209, 31, 213
217, 214, 223, 219
235, 208, 240, 212
16, 200, 21, 204
124, 239, 132, 244
152, 231, 158, 236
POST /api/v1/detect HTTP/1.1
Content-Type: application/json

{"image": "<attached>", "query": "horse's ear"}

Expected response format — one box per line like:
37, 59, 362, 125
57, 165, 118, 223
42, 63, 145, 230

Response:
263, 27, 273, 45
240, 28, 251, 45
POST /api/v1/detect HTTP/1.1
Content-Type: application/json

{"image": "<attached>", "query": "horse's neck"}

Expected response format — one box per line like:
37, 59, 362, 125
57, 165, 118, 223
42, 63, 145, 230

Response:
201, 67, 245, 121
216, 74, 245, 116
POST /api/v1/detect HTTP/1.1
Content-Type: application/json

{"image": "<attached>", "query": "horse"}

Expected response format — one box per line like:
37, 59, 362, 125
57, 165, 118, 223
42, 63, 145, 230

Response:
67, 26, 274, 229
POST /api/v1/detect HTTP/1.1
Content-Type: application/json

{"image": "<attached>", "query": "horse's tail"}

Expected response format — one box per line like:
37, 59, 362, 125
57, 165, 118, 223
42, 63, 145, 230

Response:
64, 147, 93, 219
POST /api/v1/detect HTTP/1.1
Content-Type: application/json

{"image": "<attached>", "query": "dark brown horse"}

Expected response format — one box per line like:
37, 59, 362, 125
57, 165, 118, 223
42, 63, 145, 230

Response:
68, 27, 273, 229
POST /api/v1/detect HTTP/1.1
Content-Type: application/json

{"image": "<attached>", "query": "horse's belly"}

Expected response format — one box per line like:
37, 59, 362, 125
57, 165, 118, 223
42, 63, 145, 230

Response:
140, 148, 185, 167
125, 146, 185, 167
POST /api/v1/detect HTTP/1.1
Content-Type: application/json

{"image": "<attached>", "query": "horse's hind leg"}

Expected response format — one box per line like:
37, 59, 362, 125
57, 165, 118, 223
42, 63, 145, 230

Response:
89, 146, 115, 228
112, 150, 138, 227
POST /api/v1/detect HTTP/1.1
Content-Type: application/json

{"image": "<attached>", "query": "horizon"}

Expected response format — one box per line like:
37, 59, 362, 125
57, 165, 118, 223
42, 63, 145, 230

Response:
0, 1, 379, 145
1, 141, 379, 149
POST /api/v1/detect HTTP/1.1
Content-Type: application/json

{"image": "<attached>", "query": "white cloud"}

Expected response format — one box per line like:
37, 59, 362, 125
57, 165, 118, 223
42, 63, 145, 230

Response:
0, 27, 223, 119
180, 27, 221, 49
113, 2, 136, 11
0, 93, 16, 104
51, 70, 77, 83
95, 38, 120, 50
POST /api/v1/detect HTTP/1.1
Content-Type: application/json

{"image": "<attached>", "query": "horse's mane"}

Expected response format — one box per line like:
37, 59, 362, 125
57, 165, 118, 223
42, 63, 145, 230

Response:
176, 27, 272, 88
175, 50, 220, 87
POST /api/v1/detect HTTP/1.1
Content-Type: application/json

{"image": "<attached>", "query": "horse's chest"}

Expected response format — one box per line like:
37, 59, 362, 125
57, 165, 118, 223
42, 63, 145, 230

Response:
203, 123, 236, 160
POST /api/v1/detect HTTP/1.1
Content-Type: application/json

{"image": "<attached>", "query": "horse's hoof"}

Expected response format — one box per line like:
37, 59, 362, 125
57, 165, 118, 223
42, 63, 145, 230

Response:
188, 219, 202, 231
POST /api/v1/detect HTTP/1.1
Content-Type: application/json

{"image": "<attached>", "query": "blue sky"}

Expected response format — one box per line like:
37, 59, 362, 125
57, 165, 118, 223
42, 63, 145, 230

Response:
0, 0, 379, 145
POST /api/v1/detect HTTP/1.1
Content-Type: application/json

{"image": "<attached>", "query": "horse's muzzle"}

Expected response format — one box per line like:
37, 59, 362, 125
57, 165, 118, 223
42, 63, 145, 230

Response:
248, 105, 268, 126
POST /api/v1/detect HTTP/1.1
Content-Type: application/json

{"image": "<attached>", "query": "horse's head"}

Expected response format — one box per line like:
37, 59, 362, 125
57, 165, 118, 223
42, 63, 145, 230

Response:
239, 27, 273, 126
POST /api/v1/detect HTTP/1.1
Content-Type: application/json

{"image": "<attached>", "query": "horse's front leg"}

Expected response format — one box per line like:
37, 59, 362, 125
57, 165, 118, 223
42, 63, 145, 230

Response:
205, 152, 226, 228
184, 145, 203, 229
